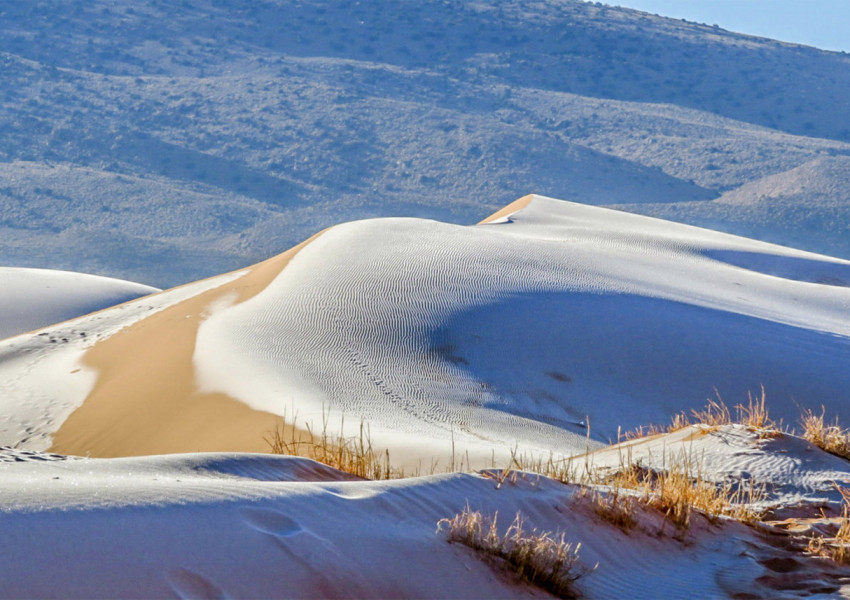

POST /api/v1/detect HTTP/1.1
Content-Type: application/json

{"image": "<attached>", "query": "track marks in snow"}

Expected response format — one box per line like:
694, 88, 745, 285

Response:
167, 569, 230, 600
240, 507, 302, 537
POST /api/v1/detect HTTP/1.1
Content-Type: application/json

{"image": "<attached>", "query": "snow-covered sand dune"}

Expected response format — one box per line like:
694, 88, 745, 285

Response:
3, 196, 850, 598
0, 267, 158, 340
1, 432, 848, 599
1, 195, 849, 467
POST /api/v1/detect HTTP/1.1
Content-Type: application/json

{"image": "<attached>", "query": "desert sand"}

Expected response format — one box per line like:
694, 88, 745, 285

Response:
48, 233, 327, 457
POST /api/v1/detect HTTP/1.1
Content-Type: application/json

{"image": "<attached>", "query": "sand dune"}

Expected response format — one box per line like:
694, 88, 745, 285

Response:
0, 267, 158, 340
49, 232, 325, 457
0, 196, 849, 468
2, 196, 850, 598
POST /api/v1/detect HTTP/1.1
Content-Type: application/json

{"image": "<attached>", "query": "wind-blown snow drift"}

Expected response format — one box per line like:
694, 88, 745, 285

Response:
1, 195, 849, 465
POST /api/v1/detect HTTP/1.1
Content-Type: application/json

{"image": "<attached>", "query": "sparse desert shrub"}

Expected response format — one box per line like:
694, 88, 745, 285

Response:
438, 506, 590, 598
808, 484, 850, 563
800, 407, 850, 460
504, 445, 763, 536
735, 387, 779, 436
624, 411, 691, 441
690, 396, 732, 429
587, 486, 637, 532
266, 410, 398, 480
625, 388, 779, 441
507, 447, 587, 487
593, 453, 764, 534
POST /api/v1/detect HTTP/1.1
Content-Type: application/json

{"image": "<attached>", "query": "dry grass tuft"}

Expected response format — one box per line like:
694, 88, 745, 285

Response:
505, 448, 585, 487
625, 389, 780, 441
735, 387, 780, 437
800, 407, 850, 460
510, 445, 764, 535
808, 484, 850, 563
623, 412, 692, 441
598, 454, 764, 533
438, 505, 590, 598
691, 396, 733, 429
266, 410, 400, 480
588, 486, 638, 532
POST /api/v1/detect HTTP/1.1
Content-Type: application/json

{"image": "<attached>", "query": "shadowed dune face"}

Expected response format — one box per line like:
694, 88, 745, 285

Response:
48, 233, 325, 458
43, 200, 547, 462
704, 249, 850, 286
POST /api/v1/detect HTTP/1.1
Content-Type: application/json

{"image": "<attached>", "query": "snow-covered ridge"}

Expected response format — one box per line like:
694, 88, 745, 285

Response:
191, 195, 850, 464
0, 267, 158, 340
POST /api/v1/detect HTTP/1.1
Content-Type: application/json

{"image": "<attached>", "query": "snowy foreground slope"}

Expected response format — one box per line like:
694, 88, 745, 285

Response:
2, 427, 850, 599
0, 195, 848, 469
0, 267, 157, 339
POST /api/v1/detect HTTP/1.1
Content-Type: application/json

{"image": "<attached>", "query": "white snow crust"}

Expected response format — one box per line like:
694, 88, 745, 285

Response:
0, 267, 158, 340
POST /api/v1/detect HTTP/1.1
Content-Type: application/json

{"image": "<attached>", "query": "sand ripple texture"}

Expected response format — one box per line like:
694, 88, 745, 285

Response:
194, 196, 850, 461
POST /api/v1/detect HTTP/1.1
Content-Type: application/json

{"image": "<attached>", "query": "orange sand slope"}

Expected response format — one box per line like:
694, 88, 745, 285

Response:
49, 232, 326, 457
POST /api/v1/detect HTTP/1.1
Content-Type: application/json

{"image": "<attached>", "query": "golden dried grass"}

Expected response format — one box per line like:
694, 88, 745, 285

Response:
625, 388, 779, 442
438, 505, 590, 598
800, 407, 850, 460
808, 484, 850, 563
587, 486, 638, 533
735, 387, 780, 437
510, 444, 763, 535
265, 410, 400, 480
594, 454, 764, 534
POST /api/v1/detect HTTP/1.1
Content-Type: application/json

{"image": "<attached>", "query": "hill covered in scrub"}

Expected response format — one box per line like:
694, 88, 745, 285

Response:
2, 0, 850, 286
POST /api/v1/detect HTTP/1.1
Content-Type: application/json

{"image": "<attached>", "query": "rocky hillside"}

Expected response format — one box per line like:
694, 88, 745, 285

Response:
2, 0, 849, 285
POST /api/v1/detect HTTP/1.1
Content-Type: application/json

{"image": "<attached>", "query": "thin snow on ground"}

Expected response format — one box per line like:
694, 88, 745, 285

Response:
0, 198, 849, 597
579, 424, 850, 517
0, 267, 158, 340
0, 437, 847, 599
1, 195, 848, 467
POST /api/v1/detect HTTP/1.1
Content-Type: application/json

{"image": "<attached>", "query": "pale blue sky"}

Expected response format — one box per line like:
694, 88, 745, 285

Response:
607, 1, 850, 53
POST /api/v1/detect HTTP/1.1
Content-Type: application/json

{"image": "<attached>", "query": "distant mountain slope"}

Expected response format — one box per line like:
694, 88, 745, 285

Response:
2, 0, 850, 284
1, 197, 848, 465
4, 1, 849, 142
0, 268, 157, 340
615, 156, 850, 259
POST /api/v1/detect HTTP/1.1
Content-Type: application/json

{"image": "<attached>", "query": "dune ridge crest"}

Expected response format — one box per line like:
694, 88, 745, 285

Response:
48, 232, 326, 457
